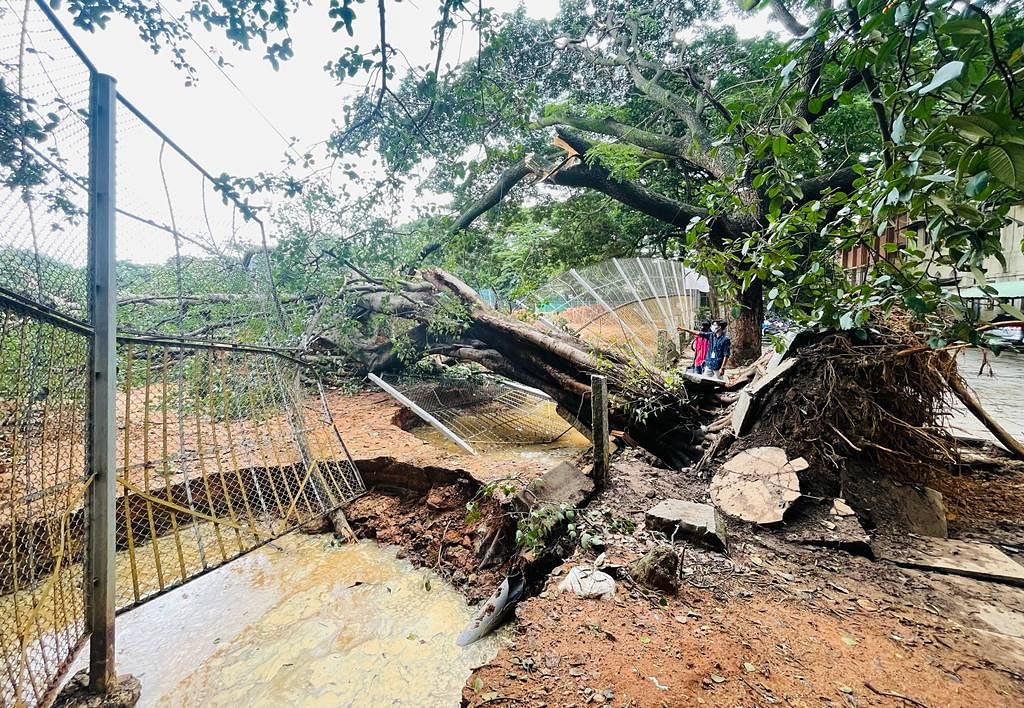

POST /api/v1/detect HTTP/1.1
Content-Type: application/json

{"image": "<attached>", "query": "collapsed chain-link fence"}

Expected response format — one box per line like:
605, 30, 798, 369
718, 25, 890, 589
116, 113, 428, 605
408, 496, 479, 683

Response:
522, 258, 709, 362
1, 2, 363, 705
373, 373, 582, 454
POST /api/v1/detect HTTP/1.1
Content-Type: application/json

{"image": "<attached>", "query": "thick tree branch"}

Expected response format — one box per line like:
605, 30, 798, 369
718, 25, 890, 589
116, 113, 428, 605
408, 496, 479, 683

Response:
769, 0, 809, 36
796, 166, 861, 203
450, 160, 533, 232
535, 113, 714, 175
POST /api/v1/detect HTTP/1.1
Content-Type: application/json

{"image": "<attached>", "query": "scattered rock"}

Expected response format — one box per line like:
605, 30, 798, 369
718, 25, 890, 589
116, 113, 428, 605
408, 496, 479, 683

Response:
710, 447, 806, 524
888, 483, 948, 538
511, 462, 595, 515
557, 567, 616, 600
783, 502, 871, 556
52, 671, 141, 708
425, 486, 459, 511
830, 498, 856, 517
628, 547, 680, 594
847, 477, 948, 538
645, 499, 728, 551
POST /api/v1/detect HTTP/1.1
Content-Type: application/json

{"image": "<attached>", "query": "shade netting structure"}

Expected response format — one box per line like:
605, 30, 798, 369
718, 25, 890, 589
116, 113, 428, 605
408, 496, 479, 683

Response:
521, 258, 709, 362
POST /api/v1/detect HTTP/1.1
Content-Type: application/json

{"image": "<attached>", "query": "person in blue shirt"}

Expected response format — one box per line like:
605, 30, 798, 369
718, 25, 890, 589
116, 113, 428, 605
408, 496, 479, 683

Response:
702, 320, 731, 379
678, 319, 731, 379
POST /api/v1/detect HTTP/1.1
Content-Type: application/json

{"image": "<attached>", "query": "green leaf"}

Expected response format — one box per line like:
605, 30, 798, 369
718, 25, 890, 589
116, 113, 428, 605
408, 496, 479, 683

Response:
965, 171, 989, 197
780, 59, 798, 83
894, 2, 911, 25
1000, 302, 1024, 321
891, 110, 906, 144
918, 61, 964, 94
985, 145, 1024, 188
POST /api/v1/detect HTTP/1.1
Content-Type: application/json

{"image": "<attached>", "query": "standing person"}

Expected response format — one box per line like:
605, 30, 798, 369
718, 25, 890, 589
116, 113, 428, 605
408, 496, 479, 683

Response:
703, 319, 731, 379
688, 321, 711, 372
681, 320, 732, 379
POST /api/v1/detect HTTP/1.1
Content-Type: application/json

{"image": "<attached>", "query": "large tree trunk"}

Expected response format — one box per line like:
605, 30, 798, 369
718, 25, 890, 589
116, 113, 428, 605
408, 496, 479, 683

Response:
731, 280, 764, 365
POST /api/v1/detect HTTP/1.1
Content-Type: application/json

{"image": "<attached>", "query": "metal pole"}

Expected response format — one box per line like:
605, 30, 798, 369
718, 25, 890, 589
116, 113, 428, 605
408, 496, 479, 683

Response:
85, 72, 117, 695
590, 375, 609, 490
366, 373, 478, 455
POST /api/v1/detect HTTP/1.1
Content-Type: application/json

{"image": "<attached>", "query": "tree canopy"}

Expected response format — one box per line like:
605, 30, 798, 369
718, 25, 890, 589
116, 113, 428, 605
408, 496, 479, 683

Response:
11, 0, 1024, 362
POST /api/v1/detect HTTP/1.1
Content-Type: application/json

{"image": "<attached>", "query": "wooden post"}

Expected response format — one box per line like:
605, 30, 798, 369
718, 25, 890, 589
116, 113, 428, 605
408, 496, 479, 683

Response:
656, 329, 673, 368
590, 374, 609, 489
85, 72, 117, 694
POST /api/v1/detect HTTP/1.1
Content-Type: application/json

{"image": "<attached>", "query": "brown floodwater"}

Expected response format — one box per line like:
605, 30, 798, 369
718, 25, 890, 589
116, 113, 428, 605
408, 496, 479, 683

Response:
68, 534, 500, 706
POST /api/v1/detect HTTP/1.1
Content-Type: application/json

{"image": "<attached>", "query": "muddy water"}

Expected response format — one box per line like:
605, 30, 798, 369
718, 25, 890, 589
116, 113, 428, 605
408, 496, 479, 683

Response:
70, 534, 500, 707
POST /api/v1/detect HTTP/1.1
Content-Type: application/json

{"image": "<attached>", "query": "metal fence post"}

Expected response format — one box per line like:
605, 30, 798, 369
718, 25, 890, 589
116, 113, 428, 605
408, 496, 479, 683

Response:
85, 71, 117, 695
590, 374, 609, 489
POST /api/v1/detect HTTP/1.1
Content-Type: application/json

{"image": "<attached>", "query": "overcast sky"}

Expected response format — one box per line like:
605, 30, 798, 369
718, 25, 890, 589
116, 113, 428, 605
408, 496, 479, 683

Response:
50, 1, 779, 263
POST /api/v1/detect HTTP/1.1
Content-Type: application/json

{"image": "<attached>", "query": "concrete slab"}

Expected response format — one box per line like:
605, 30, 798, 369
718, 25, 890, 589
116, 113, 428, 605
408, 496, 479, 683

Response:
783, 503, 870, 555
645, 499, 727, 551
510, 461, 595, 515
748, 356, 798, 397
731, 390, 755, 436
876, 537, 1024, 586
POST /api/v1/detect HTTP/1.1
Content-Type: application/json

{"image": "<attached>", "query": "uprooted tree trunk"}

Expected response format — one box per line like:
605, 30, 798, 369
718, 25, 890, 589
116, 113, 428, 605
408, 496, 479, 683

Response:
324, 267, 716, 467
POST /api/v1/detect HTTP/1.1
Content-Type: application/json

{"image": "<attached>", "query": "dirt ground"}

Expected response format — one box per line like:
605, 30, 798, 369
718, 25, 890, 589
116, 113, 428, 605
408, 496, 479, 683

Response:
327, 387, 1024, 708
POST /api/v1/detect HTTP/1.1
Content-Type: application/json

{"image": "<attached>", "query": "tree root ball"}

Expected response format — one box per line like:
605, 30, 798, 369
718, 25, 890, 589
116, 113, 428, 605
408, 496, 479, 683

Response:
628, 547, 680, 594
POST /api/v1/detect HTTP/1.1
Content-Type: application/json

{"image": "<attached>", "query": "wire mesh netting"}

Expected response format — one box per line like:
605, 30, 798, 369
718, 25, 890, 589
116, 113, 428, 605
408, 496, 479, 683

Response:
375, 373, 583, 453
112, 345, 363, 609
1, 2, 93, 704
0, 309, 89, 708
0, 0, 91, 321
522, 258, 709, 361
1, 2, 364, 704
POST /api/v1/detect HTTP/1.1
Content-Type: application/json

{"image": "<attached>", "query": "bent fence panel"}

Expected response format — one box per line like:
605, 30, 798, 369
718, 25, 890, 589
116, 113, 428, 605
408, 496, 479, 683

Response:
0, 311, 90, 707
112, 345, 363, 611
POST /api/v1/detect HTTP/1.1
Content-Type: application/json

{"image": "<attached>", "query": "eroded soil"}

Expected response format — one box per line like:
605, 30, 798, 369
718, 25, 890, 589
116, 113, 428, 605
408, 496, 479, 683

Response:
327, 388, 1024, 708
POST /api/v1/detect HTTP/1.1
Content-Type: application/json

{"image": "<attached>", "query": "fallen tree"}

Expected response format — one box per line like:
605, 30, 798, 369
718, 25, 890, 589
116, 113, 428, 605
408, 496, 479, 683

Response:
309, 266, 717, 467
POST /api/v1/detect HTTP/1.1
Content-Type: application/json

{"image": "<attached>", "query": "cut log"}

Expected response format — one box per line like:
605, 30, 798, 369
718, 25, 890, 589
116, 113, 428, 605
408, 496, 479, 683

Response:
710, 447, 806, 524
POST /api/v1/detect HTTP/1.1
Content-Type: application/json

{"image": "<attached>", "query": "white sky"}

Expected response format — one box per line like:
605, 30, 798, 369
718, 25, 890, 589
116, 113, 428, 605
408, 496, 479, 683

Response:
53, 1, 779, 263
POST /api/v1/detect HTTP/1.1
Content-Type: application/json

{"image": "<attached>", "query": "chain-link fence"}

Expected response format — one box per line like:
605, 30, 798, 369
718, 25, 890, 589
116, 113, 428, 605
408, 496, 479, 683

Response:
522, 258, 709, 362
1, 2, 363, 704
371, 373, 584, 454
